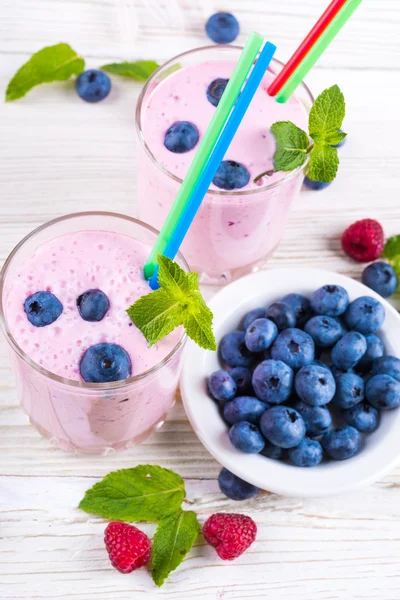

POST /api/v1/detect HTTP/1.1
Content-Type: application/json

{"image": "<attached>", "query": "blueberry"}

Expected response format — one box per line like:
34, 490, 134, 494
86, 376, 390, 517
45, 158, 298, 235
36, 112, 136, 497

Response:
362, 261, 398, 298
295, 365, 336, 407
220, 331, 253, 368
289, 438, 323, 467
293, 400, 332, 437
357, 334, 385, 370
228, 367, 252, 395
205, 12, 239, 44
206, 78, 229, 107
344, 296, 385, 334
310, 285, 349, 317
217, 467, 259, 501
208, 369, 237, 402
333, 130, 347, 148
260, 406, 306, 449
259, 440, 284, 460
164, 121, 199, 154
333, 372, 364, 409
245, 318, 278, 353
242, 307, 267, 331
304, 316, 343, 348
322, 426, 361, 460
331, 365, 355, 378
303, 177, 332, 191
252, 359, 294, 404
77, 289, 109, 322
223, 396, 268, 425
366, 374, 400, 409
371, 356, 400, 381
266, 302, 296, 330
79, 343, 131, 383
271, 328, 315, 370
229, 421, 265, 454
213, 160, 250, 190
343, 401, 379, 433
23, 291, 63, 327
312, 359, 332, 371
75, 69, 111, 103
331, 332, 367, 370
281, 294, 313, 327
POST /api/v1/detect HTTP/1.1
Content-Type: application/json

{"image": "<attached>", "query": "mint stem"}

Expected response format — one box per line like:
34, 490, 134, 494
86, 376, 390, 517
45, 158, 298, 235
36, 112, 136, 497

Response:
307, 144, 314, 154
253, 169, 277, 184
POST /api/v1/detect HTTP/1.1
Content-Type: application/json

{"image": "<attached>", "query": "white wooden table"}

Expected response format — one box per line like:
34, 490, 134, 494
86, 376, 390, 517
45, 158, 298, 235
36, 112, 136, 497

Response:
1, 1, 400, 598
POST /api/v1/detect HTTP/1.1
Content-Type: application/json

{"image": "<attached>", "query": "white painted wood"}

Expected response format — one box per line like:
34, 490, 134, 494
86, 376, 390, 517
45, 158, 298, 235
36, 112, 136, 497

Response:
1, 1, 400, 598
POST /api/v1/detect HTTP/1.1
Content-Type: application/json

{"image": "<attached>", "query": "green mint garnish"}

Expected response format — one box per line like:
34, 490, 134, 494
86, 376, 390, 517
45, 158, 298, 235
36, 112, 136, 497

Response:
308, 84, 345, 140
100, 60, 159, 81
382, 235, 400, 275
5, 43, 84, 102
270, 121, 309, 171
152, 510, 201, 587
127, 254, 216, 351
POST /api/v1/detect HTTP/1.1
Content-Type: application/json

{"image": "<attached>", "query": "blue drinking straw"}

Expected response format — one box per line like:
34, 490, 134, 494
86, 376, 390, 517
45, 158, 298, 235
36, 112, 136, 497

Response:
149, 41, 277, 290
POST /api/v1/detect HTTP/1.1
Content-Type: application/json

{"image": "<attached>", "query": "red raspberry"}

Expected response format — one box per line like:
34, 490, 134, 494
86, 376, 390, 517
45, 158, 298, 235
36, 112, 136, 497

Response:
104, 522, 151, 574
203, 513, 257, 560
341, 219, 384, 263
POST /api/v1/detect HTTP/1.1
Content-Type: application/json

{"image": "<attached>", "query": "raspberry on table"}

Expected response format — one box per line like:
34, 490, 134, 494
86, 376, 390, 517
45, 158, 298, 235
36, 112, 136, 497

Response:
341, 219, 384, 263
104, 522, 151, 574
203, 513, 257, 560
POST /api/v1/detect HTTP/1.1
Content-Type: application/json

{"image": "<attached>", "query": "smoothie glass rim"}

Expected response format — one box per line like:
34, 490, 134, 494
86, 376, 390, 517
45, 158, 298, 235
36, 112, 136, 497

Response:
135, 45, 315, 198
0, 211, 188, 390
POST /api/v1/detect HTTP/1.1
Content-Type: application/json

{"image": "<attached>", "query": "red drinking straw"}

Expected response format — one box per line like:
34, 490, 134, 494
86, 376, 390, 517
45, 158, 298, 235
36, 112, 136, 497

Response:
268, 0, 348, 97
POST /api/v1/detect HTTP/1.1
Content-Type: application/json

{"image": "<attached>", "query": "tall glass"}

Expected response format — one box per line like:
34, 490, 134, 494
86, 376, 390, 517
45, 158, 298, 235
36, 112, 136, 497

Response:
135, 46, 314, 285
0, 212, 187, 454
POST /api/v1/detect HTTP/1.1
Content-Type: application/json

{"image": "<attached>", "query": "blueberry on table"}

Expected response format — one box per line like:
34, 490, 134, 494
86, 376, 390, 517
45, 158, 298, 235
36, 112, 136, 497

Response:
289, 438, 323, 468
344, 296, 385, 335
362, 261, 398, 298
213, 160, 250, 190
259, 440, 285, 460
208, 369, 237, 402
79, 343, 132, 383
164, 121, 199, 154
303, 177, 332, 191
322, 426, 361, 461
293, 400, 332, 437
205, 12, 239, 44
24, 291, 63, 327
77, 289, 109, 322
75, 69, 111, 103
295, 364, 336, 407
227, 367, 252, 395
371, 356, 400, 382
331, 331, 367, 371
280, 293, 313, 327
266, 302, 297, 330
217, 467, 259, 501
310, 284, 349, 317
366, 374, 400, 409
206, 78, 229, 107
252, 359, 294, 404
223, 396, 269, 425
357, 334, 385, 370
245, 318, 278, 353
343, 401, 379, 433
333, 372, 365, 409
228, 421, 265, 454
220, 331, 253, 368
304, 316, 343, 348
242, 307, 267, 331
271, 328, 315, 370
260, 406, 306, 449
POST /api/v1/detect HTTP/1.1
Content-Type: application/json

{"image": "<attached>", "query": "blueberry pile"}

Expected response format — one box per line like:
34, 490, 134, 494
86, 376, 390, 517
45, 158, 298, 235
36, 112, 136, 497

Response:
208, 285, 400, 469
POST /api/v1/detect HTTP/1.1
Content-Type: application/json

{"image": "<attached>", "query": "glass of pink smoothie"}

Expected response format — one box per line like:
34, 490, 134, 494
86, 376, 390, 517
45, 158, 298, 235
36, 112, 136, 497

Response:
0, 212, 187, 454
136, 45, 314, 285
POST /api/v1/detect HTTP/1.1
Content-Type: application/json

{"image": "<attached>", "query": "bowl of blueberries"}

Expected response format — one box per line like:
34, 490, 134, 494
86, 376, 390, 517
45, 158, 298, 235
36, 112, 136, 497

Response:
180, 267, 400, 498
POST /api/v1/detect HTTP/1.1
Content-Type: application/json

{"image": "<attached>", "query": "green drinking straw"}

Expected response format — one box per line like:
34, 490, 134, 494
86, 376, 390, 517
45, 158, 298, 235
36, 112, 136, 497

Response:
276, 0, 363, 103
144, 32, 263, 280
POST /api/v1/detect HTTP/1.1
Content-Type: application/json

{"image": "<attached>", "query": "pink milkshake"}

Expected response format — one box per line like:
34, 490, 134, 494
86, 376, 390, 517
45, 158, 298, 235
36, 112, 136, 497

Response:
0, 212, 187, 454
136, 46, 313, 283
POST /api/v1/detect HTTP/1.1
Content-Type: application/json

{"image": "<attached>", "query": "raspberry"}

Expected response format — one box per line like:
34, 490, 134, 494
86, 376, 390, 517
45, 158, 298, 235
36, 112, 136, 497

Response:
203, 513, 257, 560
341, 219, 384, 263
104, 522, 151, 574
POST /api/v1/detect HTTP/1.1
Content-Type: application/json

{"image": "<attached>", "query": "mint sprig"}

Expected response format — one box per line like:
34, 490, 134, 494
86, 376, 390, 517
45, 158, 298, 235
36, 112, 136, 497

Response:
382, 235, 400, 277
100, 60, 159, 80
127, 255, 216, 351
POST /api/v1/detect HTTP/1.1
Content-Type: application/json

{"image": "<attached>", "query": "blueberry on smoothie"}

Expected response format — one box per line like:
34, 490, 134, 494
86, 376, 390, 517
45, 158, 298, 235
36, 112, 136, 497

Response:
213, 160, 250, 190
164, 121, 199, 153
310, 284, 349, 317
206, 78, 229, 107
24, 291, 63, 327
260, 406, 306, 449
322, 426, 361, 460
271, 328, 315, 370
362, 261, 398, 298
205, 12, 239, 44
218, 467, 259, 501
77, 289, 109, 322
288, 437, 323, 467
79, 343, 131, 383
208, 369, 237, 402
303, 177, 332, 191
304, 316, 343, 348
344, 296, 385, 334
75, 69, 111, 103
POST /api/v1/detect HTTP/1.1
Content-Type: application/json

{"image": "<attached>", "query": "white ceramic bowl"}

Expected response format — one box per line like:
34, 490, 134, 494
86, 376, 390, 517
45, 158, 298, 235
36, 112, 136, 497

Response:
181, 268, 400, 498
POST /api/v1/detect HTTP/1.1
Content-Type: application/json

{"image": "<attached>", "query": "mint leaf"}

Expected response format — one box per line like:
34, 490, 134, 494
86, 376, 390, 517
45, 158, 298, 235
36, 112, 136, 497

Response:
308, 143, 339, 183
382, 236, 400, 274
271, 121, 309, 172
127, 255, 216, 351
78, 465, 185, 522
325, 130, 347, 147
309, 84, 345, 139
100, 60, 159, 81
152, 510, 200, 587
6, 43, 84, 102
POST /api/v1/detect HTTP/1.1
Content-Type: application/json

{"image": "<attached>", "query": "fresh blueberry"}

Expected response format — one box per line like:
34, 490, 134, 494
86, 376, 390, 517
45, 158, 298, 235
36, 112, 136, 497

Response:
289, 438, 323, 467
252, 359, 294, 404
331, 365, 355, 378
371, 355, 400, 381
206, 78, 229, 107
312, 359, 332, 371
23, 291, 63, 327
228, 367, 252, 395
310, 285, 349, 317
205, 12, 239, 44
362, 261, 398, 298
304, 316, 343, 348
357, 334, 385, 370
213, 160, 250, 190
245, 318, 278, 353
303, 177, 332, 191
220, 331, 253, 368
343, 401, 379, 433
331, 332, 367, 370
344, 296, 385, 334
295, 364, 336, 407
217, 467, 259, 501
260, 406, 306, 449
366, 374, 400, 409
281, 293, 313, 327
75, 69, 111, 103
79, 343, 131, 383
223, 396, 268, 425
293, 400, 332, 437
77, 289, 109, 322
322, 426, 361, 460
208, 369, 237, 402
271, 328, 315, 370
228, 421, 265, 454
266, 302, 296, 330
164, 121, 199, 153
242, 307, 267, 330
259, 440, 284, 460
333, 130, 347, 148
333, 372, 364, 409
